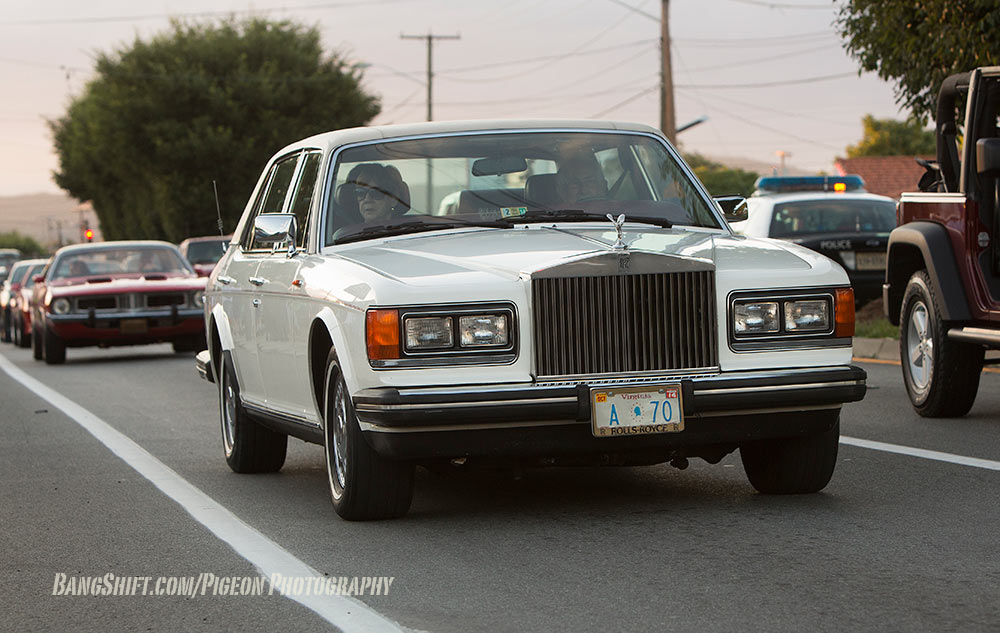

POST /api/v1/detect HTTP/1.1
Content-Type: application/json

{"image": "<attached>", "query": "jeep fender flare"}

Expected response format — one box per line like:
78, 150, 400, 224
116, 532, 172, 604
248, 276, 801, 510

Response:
884, 221, 970, 325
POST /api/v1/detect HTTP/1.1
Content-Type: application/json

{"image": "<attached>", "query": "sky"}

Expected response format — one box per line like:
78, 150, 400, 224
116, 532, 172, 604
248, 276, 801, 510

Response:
0, 0, 908, 197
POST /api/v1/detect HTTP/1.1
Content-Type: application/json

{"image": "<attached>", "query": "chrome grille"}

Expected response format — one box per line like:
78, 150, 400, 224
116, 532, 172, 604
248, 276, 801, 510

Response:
532, 271, 717, 377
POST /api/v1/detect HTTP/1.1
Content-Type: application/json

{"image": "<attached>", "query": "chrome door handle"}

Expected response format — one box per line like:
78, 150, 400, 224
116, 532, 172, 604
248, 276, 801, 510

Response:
248, 277, 267, 286
217, 275, 235, 285
251, 298, 261, 308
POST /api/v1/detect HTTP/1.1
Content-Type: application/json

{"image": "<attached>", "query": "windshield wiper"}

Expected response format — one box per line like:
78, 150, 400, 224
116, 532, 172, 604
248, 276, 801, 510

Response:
498, 209, 605, 224
500, 209, 674, 229
333, 217, 508, 245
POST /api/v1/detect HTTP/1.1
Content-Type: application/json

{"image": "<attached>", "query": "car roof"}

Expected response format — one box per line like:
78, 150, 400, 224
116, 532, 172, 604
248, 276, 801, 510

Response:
275, 119, 664, 155
749, 191, 896, 207
54, 240, 182, 256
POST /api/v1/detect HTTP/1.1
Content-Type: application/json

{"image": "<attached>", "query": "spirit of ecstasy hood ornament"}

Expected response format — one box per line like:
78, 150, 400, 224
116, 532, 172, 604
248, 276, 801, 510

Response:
606, 213, 627, 251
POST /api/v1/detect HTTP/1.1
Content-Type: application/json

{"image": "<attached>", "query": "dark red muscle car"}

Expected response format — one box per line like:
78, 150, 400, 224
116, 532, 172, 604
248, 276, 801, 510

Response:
31, 241, 207, 364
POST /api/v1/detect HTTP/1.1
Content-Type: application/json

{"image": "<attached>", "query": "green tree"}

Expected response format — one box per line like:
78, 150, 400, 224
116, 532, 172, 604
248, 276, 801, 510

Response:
684, 153, 759, 197
837, 1, 1000, 122
846, 115, 936, 157
0, 231, 45, 256
49, 18, 380, 242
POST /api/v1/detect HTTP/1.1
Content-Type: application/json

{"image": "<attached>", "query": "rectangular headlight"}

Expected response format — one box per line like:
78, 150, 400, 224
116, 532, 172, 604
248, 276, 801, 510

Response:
459, 314, 508, 347
784, 300, 830, 332
733, 301, 779, 334
404, 316, 453, 350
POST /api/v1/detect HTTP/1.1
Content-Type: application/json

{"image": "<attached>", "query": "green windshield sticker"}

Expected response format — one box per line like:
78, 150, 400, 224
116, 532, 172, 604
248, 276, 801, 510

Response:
500, 206, 527, 218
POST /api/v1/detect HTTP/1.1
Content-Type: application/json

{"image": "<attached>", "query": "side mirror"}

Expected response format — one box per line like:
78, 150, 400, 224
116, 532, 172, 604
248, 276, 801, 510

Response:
10, 282, 21, 292
976, 138, 1000, 176
253, 214, 298, 257
714, 196, 749, 223
32, 274, 45, 284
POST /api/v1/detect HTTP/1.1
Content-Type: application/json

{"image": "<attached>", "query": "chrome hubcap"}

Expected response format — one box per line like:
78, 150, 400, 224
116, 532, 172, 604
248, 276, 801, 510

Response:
222, 370, 237, 455
906, 301, 933, 390
332, 382, 349, 489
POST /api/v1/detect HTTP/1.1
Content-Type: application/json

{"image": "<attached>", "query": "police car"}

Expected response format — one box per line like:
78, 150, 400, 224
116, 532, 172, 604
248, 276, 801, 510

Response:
729, 175, 896, 305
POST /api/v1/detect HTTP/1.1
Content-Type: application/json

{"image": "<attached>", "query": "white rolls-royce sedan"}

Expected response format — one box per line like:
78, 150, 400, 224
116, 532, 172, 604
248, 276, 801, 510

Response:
197, 120, 866, 520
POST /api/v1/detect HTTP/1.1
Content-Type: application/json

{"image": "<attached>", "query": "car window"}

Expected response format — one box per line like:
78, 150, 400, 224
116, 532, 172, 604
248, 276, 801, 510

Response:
23, 263, 46, 287
323, 131, 722, 245
288, 151, 322, 249
769, 199, 897, 237
185, 240, 229, 265
242, 153, 301, 251
51, 247, 190, 279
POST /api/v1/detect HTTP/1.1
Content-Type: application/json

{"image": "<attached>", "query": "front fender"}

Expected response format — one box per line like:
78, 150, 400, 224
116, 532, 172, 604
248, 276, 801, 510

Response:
884, 221, 970, 324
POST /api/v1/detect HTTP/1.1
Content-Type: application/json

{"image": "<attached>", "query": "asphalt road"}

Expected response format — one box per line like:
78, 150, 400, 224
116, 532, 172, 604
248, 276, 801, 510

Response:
1, 343, 998, 632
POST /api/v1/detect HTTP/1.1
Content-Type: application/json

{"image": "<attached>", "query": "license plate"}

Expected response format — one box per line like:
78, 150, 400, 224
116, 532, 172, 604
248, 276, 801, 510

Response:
120, 318, 148, 334
856, 251, 886, 271
591, 384, 684, 437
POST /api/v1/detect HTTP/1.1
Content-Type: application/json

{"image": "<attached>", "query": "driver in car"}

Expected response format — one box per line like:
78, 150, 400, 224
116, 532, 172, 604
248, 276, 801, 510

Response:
556, 155, 608, 204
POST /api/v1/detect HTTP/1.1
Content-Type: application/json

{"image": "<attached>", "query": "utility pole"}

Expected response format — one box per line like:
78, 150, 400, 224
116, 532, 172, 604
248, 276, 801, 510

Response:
400, 32, 460, 122
400, 32, 459, 211
660, 0, 676, 144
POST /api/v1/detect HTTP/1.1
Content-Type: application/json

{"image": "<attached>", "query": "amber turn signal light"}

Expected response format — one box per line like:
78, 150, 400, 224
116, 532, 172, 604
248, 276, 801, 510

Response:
366, 309, 400, 360
835, 287, 855, 338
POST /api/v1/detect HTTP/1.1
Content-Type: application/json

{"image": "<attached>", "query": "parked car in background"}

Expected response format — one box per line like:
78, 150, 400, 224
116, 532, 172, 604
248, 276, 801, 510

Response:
198, 120, 866, 520
30, 241, 207, 364
178, 235, 232, 277
7, 259, 47, 348
0, 248, 21, 280
730, 175, 896, 305
2, 258, 37, 343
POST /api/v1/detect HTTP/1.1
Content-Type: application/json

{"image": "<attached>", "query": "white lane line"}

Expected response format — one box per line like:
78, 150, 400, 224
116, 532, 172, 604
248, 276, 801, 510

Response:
0, 353, 407, 633
841, 435, 1000, 471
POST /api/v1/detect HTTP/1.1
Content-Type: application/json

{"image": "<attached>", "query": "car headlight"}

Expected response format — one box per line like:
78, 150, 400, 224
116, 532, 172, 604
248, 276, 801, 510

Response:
730, 289, 852, 351
51, 298, 71, 315
405, 316, 453, 350
784, 300, 829, 332
191, 291, 205, 308
733, 301, 779, 334
459, 315, 508, 347
367, 303, 516, 367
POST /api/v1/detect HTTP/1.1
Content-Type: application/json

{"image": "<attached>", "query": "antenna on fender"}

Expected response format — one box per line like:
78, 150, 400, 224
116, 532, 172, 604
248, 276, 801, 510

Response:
212, 180, 225, 236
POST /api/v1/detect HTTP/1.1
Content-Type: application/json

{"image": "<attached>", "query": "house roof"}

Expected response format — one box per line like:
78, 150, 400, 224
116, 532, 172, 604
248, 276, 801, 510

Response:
833, 155, 932, 199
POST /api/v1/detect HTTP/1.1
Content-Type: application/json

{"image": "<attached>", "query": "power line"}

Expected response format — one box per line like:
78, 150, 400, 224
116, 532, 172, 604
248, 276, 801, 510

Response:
0, 0, 414, 25
606, 0, 659, 21
726, 0, 831, 9
434, 38, 657, 78
590, 84, 658, 118
681, 43, 835, 73
676, 71, 856, 89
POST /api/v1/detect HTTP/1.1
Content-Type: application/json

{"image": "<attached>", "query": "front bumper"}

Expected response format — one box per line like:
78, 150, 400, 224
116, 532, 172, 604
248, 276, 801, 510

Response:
353, 365, 866, 459
47, 308, 204, 345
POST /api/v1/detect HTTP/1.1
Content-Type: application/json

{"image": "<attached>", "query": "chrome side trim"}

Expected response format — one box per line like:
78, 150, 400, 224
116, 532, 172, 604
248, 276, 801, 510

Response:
355, 396, 574, 413
695, 380, 862, 396
358, 418, 578, 434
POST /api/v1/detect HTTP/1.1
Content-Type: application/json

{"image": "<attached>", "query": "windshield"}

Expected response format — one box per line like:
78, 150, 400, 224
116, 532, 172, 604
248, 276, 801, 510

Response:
768, 199, 897, 238
50, 247, 191, 280
324, 130, 721, 245
185, 240, 229, 265
22, 263, 46, 287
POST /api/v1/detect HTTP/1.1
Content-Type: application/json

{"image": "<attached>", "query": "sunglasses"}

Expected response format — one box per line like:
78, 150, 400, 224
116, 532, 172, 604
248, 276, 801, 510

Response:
354, 186, 389, 201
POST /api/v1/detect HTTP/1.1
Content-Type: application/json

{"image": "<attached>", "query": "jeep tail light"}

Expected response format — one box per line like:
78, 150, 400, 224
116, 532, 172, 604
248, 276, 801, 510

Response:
835, 287, 855, 338
366, 309, 400, 360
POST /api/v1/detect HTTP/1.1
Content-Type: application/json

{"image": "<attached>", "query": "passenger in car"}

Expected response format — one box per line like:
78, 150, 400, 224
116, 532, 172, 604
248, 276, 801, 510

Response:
341, 163, 410, 223
556, 155, 608, 204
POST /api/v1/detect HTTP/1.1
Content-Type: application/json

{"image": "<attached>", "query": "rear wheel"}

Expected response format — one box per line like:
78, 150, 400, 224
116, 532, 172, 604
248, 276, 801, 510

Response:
323, 350, 414, 520
219, 351, 286, 473
42, 326, 66, 365
740, 412, 840, 494
31, 321, 43, 360
1, 307, 10, 343
899, 270, 983, 417
172, 335, 203, 353
16, 315, 31, 349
